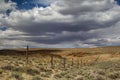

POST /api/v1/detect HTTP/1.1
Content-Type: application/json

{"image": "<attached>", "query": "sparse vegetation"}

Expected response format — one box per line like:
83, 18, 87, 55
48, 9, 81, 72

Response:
0, 46, 120, 80
10, 72, 24, 80
32, 76, 43, 80
27, 68, 39, 76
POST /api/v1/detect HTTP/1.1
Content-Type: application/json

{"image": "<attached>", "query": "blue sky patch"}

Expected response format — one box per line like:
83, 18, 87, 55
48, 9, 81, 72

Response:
115, 0, 120, 5
0, 27, 7, 31
11, 0, 49, 10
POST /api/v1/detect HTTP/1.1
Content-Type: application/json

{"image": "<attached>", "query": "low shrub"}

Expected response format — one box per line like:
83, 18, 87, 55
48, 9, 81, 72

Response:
10, 72, 24, 80
32, 76, 43, 80
108, 72, 120, 79
27, 68, 39, 76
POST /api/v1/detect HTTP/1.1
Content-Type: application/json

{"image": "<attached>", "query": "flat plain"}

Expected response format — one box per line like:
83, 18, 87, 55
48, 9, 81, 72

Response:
0, 46, 120, 80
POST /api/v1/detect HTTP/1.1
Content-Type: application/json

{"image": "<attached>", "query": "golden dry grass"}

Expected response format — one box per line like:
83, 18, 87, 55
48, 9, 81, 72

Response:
0, 46, 120, 80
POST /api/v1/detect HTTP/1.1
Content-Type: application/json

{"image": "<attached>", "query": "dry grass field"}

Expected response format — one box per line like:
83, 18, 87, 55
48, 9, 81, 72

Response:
0, 46, 120, 80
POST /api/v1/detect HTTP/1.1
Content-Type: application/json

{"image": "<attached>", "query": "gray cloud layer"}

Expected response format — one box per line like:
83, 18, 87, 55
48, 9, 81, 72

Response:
0, 0, 120, 48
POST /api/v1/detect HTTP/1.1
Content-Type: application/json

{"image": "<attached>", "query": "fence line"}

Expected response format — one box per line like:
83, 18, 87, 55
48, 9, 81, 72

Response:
24, 46, 100, 69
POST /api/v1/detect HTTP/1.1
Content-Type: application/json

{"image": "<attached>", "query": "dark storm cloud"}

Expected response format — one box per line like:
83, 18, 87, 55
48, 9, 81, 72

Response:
10, 31, 99, 44
6, 13, 120, 34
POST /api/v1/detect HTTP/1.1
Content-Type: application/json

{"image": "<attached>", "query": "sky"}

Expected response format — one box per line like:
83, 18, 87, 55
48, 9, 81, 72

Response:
0, 0, 120, 48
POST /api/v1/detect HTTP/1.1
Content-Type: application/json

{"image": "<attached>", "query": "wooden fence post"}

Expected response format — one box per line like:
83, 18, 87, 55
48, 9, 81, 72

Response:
63, 58, 66, 69
77, 59, 80, 68
81, 59, 83, 66
71, 58, 74, 67
25, 45, 29, 79
92, 55, 100, 65
105, 68, 108, 80
51, 55, 54, 68
26, 45, 29, 65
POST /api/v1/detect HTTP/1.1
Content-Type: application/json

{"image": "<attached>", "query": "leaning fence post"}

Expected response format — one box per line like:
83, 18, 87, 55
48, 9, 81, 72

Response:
51, 54, 54, 68
92, 55, 100, 65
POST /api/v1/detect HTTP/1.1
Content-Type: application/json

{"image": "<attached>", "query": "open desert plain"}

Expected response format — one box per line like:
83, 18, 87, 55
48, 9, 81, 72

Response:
0, 46, 120, 80
1, 0, 120, 80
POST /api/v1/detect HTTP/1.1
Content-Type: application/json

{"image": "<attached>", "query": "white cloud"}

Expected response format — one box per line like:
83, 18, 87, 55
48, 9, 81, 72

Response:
0, 28, 25, 39
0, 0, 120, 48
0, 0, 16, 13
